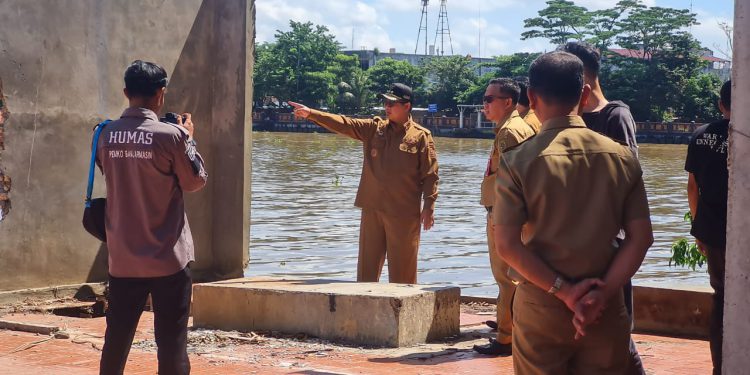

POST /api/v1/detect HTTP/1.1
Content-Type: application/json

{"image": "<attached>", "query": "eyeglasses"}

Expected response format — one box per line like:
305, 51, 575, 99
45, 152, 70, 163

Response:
384, 100, 406, 107
483, 95, 512, 104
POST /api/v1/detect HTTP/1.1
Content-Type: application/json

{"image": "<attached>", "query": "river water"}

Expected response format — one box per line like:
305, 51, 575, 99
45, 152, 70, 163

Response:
247, 132, 706, 296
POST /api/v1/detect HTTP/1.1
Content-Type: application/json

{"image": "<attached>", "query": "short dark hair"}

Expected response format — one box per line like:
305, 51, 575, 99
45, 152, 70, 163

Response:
124, 60, 168, 98
488, 78, 520, 105
720, 80, 731, 110
514, 76, 530, 107
559, 41, 601, 77
528, 51, 584, 108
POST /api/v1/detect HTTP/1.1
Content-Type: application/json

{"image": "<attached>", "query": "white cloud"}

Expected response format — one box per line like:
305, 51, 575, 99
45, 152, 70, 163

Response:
255, 0, 731, 56
691, 9, 734, 59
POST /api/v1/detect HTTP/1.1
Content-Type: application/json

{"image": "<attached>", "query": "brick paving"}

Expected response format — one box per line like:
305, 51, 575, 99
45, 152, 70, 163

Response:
0, 307, 710, 374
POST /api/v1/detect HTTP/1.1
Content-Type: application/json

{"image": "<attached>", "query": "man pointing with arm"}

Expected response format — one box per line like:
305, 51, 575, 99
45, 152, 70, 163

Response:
288, 83, 439, 284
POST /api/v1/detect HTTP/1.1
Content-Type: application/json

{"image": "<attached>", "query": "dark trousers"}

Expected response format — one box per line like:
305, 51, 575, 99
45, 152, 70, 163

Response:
100, 267, 192, 375
706, 246, 726, 375
617, 235, 645, 375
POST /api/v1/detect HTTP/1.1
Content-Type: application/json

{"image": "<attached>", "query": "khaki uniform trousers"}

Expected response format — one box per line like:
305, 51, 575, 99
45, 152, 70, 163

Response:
357, 209, 421, 284
512, 284, 631, 375
487, 212, 516, 344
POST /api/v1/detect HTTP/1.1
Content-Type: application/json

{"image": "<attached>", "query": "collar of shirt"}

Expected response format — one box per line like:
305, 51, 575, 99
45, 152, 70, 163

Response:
389, 115, 414, 133
121, 107, 159, 121
541, 115, 587, 132
493, 110, 521, 135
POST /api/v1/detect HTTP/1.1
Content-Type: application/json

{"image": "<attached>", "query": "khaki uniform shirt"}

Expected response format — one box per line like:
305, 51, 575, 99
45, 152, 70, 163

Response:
480, 110, 536, 207
493, 115, 650, 280
307, 110, 439, 217
523, 110, 542, 133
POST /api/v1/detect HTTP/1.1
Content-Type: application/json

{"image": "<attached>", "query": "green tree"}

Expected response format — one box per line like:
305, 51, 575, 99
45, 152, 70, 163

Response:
335, 69, 372, 114
585, 0, 645, 51
253, 21, 342, 107
367, 58, 425, 100
680, 73, 722, 122
616, 6, 698, 60
423, 56, 478, 112
348, 69, 373, 113
602, 33, 709, 122
327, 53, 361, 111
522, 0, 591, 45
457, 53, 540, 105
253, 42, 287, 106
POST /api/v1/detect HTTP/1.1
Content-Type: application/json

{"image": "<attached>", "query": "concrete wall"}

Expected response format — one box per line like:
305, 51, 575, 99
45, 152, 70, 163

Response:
0, 78, 9, 221
724, 1, 750, 371
462, 285, 714, 339
0, 0, 253, 291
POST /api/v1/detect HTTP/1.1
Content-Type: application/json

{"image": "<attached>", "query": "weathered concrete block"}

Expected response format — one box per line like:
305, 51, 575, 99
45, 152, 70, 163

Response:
633, 285, 712, 339
192, 278, 460, 347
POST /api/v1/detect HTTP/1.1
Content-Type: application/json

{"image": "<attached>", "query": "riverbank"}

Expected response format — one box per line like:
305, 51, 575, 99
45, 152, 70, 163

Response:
252, 114, 698, 144
0, 300, 710, 374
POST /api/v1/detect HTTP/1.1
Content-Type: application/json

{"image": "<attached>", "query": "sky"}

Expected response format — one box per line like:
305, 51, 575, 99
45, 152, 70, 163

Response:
256, 0, 735, 59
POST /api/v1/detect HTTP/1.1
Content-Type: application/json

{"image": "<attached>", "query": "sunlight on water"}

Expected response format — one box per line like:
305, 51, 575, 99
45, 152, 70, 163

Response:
248, 132, 707, 296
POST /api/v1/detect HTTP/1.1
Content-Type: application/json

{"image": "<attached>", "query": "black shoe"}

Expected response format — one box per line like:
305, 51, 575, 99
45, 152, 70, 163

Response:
473, 338, 512, 356
485, 320, 498, 331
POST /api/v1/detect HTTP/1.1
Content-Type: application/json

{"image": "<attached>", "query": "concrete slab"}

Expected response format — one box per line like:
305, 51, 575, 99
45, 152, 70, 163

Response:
192, 278, 460, 347
633, 285, 712, 339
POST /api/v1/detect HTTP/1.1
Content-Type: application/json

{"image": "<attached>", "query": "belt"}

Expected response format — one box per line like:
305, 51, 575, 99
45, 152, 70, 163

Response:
485, 206, 493, 213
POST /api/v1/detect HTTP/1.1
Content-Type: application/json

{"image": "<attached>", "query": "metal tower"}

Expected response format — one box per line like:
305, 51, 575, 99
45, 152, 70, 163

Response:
433, 0, 453, 56
415, 0, 429, 55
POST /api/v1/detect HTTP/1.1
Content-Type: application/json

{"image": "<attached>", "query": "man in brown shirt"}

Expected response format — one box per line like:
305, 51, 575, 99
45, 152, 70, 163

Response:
289, 83, 439, 284
474, 78, 536, 356
97, 60, 207, 375
493, 52, 653, 373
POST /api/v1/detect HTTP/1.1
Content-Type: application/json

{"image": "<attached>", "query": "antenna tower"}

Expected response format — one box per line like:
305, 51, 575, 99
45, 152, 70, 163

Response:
415, 0, 429, 55
433, 0, 453, 56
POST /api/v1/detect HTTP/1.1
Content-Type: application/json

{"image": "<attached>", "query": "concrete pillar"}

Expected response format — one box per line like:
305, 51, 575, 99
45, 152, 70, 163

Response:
723, 1, 749, 371
0, 0, 253, 291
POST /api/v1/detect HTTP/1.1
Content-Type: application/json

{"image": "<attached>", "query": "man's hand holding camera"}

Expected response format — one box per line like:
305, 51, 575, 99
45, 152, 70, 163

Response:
177, 113, 195, 139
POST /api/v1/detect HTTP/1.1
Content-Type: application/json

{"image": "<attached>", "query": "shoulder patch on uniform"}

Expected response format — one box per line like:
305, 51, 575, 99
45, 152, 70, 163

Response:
412, 123, 432, 135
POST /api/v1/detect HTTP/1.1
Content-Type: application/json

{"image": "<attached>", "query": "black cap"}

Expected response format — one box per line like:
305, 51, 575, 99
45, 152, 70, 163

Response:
378, 83, 412, 103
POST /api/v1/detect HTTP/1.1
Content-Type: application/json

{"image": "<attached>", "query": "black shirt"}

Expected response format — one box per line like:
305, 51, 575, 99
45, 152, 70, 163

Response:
582, 101, 639, 158
685, 119, 729, 249
582, 101, 640, 242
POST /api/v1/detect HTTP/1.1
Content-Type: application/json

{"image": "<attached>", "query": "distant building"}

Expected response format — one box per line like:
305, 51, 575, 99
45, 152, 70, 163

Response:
342, 48, 497, 76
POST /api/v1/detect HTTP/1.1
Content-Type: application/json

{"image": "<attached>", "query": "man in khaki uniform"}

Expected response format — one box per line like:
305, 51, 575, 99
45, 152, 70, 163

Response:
514, 77, 542, 133
493, 52, 653, 373
289, 83, 439, 284
474, 78, 536, 356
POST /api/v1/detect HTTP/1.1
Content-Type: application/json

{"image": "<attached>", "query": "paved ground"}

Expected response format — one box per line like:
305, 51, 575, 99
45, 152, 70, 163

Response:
0, 303, 710, 374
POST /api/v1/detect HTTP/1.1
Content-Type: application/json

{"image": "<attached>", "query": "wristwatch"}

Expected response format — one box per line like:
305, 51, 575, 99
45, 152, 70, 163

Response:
547, 276, 564, 295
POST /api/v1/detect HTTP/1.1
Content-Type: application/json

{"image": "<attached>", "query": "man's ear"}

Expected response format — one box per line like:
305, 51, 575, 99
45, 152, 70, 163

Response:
527, 87, 537, 110
578, 84, 592, 113
123, 88, 130, 99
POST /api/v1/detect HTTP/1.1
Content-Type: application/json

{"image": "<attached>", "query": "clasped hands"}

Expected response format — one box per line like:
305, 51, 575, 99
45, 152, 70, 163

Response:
557, 278, 609, 340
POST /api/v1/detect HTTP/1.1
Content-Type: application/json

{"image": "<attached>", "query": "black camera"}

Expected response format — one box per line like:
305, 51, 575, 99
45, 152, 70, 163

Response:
160, 112, 181, 125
